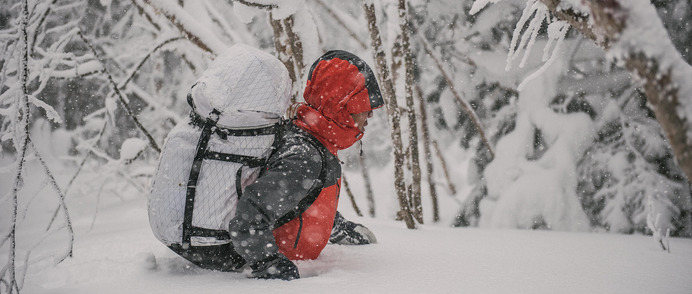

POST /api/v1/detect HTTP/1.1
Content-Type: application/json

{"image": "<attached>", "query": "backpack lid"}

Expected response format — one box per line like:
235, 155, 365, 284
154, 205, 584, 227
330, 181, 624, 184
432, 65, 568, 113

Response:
191, 44, 292, 128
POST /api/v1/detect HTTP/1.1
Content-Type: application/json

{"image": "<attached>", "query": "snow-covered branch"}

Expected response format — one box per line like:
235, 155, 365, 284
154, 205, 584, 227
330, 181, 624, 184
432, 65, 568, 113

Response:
77, 30, 162, 153
548, 0, 692, 183
472, 0, 692, 183
139, 0, 228, 55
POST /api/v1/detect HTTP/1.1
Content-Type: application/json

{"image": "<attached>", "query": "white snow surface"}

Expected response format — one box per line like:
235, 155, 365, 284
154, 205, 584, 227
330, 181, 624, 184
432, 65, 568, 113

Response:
20, 194, 692, 294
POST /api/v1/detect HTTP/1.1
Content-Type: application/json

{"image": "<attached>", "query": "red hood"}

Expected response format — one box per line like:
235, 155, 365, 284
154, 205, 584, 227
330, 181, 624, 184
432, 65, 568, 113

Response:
294, 51, 383, 155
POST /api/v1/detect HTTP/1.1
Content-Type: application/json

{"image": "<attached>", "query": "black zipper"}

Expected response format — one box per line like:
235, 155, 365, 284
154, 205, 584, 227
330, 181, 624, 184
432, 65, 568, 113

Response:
293, 214, 303, 249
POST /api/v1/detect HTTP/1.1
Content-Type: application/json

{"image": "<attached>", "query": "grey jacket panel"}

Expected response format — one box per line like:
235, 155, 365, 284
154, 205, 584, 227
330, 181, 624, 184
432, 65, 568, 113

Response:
228, 123, 340, 263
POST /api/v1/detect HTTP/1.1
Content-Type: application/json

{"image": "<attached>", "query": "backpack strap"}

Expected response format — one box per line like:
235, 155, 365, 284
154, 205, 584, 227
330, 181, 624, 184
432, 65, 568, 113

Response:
188, 93, 282, 139
273, 124, 329, 229
181, 93, 287, 247
182, 107, 221, 249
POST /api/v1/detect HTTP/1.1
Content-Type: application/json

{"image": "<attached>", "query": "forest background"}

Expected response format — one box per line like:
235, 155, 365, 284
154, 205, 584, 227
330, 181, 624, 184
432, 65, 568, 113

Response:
1, 0, 691, 292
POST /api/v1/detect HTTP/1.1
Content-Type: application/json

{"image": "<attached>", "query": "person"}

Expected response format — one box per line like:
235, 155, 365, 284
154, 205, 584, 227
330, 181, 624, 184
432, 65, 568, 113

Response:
228, 50, 384, 280
155, 49, 383, 280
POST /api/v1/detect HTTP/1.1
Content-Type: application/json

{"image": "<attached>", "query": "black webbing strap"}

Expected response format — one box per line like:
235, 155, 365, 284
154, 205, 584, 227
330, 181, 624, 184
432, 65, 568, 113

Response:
182, 92, 287, 246
190, 227, 232, 240
182, 108, 221, 248
235, 167, 244, 199
204, 151, 267, 167
273, 125, 329, 229
189, 109, 281, 138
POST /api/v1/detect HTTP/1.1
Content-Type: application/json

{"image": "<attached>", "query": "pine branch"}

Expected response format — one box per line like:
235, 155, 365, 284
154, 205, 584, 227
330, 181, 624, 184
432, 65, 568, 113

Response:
538, 0, 692, 183
419, 35, 495, 160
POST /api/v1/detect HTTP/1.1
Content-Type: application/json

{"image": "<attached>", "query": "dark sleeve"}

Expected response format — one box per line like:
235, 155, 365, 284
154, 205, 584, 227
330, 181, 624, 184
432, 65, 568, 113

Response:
228, 139, 323, 264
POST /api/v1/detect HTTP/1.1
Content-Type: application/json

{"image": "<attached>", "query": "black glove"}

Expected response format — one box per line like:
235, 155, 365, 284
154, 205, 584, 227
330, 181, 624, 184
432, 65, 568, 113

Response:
250, 254, 299, 280
330, 212, 377, 245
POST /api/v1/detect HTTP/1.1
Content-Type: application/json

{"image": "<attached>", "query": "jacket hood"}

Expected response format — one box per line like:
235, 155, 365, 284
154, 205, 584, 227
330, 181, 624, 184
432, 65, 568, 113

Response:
295, 50, 383, 154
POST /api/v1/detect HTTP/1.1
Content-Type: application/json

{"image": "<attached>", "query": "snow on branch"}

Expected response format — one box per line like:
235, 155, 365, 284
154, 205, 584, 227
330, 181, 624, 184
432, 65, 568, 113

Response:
419, 35, 495, 160
77, 30, 162, 153
470, 0, 692, 183
139, 0, 228, 55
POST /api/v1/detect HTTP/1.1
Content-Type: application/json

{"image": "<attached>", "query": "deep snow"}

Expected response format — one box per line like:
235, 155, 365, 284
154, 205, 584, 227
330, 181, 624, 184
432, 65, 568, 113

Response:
19, 193, 692, 294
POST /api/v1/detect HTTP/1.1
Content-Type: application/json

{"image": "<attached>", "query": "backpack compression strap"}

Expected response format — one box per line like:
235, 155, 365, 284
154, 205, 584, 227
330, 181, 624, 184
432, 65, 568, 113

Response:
182, 107, 221, 249
182, 93, 286, 247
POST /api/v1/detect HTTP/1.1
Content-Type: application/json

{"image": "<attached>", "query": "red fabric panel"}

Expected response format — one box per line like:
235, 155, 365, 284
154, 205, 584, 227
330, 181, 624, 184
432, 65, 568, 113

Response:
273, 180, 340, 260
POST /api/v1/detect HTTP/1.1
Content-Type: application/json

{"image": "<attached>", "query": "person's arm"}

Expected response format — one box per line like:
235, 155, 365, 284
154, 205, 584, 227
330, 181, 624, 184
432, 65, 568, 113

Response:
228, 139, 322, 280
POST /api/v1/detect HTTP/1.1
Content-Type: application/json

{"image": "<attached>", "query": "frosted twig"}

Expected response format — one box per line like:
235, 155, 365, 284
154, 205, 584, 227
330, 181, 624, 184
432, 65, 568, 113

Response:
231, 0, 278, 10
6, 1, 32, 292
341, 174, 363, 217
119, 36, 184, 88
77, 29, 162, 153
29, 140, 74, 262
516, 20, 569, 91
89, 176, 107, 231
46, 120, 107, 232
313, 0, 368, 49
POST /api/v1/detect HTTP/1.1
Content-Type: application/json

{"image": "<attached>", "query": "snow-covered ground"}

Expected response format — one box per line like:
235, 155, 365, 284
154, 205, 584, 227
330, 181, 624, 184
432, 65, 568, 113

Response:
20, 193, 692, 294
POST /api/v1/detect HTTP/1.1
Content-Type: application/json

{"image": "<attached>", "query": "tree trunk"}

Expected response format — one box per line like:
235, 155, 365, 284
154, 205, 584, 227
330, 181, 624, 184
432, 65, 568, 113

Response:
269, 13, 300, 104
341, 173, 363, 217
282, 15, 305, 81
359, 154, 377, 217
362, 0, 415, 229
415, 85, 440, 222
538, 0, 692, 183
398, 0, 423, 224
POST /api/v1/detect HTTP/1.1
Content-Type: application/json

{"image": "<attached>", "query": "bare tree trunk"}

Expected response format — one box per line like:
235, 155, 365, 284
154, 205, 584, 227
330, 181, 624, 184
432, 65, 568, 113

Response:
358, 154, 376, 217
362, 0, 415, 229
282, 15, 305, 81
415, 85, 440, 222
538, 0, 692, 183
269, 14, 300, 104
398, 0, 423, 224
341, 174, 363, 217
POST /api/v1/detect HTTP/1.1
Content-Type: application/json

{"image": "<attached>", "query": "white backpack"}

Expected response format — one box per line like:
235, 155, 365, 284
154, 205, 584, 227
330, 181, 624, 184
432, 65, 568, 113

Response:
148, 44, 291, 247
